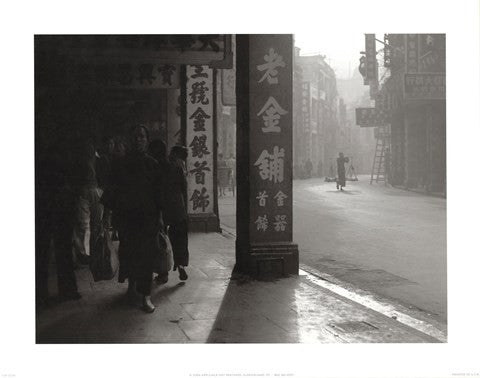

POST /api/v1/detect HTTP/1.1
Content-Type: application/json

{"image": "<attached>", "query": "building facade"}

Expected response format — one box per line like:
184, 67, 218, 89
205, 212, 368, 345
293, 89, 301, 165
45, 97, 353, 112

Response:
372, 34, 446, 194
294, 51, 375, 178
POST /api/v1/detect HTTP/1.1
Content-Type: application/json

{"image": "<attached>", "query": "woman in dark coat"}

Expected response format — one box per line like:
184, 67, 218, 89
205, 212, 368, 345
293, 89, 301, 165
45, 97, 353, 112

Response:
102, 125, 162, 313
164, 145, 189, 281
336, 152, 349, 190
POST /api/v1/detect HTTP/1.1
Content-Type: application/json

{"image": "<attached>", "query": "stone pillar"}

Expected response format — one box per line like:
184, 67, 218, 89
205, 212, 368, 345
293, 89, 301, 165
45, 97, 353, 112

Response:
185, 65, 220, 232
236, 35, 299, 277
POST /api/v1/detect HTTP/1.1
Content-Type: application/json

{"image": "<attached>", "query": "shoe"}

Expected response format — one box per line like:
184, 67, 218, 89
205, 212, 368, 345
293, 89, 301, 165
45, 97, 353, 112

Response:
142, 296, 155, 313
126, 280, 137, 302
155, 274, 168, 285
178, 266, 188, 281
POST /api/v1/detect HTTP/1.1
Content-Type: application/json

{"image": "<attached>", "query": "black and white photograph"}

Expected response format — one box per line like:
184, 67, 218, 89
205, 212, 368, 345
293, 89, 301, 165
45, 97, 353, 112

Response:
1, 1, 480, 377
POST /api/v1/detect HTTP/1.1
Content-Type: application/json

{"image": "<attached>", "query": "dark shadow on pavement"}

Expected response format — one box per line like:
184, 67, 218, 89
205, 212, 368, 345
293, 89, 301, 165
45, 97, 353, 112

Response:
205, 269, 298, 343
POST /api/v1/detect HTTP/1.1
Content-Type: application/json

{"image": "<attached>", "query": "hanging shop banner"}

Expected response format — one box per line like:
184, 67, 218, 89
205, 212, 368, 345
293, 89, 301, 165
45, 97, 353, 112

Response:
418, 34, 446, 72
221, 35, 236, 106
355, 107, 390, 127
365, 34, 377, 83
249, 35, 293, 244
69, 63, 180, 89
301, 82, 311, 133
405, 34, 419, 73
404, 73, 446, 100
41, 35, 233, 68
186, 65, 215, 215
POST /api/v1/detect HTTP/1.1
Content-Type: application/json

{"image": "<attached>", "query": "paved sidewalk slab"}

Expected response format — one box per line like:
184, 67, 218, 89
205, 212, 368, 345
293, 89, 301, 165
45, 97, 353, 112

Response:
37, 232, 438, 343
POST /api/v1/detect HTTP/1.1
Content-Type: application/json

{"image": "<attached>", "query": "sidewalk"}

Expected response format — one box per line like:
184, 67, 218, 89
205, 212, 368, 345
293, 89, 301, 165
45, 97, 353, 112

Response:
37, 232, 444, 343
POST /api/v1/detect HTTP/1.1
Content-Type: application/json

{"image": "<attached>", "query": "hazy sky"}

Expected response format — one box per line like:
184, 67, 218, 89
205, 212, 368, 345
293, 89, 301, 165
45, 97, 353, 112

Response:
294, 33, 366, 79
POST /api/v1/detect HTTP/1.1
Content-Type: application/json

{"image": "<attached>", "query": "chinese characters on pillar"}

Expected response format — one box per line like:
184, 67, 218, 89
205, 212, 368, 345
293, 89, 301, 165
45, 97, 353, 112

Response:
186, 65, 215, 214
250, 38, 292, 240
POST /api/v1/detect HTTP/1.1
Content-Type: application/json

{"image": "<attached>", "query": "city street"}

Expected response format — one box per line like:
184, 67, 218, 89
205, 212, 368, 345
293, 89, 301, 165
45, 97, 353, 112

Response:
218, 175, 447, 325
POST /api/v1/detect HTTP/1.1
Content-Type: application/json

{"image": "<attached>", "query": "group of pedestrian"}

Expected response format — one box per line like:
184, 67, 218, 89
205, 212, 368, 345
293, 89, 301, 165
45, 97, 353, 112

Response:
36, 124, 190, 314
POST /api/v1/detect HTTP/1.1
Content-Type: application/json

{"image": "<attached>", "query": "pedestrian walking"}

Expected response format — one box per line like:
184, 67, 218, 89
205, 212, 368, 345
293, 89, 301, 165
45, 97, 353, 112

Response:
336, 152, 349, 190
226, 153, 236, 195
71, 137, 103, 265
36, 139, 80, 307
148, 138, 172, 284
164, 145, 190, 282
102, 125, 163, 313
217, 153, 228, 196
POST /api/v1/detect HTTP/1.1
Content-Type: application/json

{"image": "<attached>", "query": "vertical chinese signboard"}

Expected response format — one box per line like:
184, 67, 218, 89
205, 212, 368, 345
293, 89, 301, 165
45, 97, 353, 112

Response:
185, 65, 218, 231
250, 37, 293, 245
365, 34, 377, 83
405, 34, 419, 73
301, 81, 311, 160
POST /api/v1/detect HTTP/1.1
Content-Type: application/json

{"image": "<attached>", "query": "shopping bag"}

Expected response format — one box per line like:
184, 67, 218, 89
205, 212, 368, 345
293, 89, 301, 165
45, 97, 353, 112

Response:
90, 228, 117, 282
154, 229, 173, 276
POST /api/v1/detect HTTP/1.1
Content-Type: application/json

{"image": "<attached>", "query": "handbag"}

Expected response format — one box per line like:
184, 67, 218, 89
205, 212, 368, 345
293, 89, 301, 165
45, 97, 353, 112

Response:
90, 227, 118, 282
154, 229, 173, 275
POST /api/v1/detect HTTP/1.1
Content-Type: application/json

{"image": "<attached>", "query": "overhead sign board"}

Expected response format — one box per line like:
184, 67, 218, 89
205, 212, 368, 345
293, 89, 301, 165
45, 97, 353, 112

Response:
37, 35, 233, 68
355, 107, 390, 127
404, 73, 446, 100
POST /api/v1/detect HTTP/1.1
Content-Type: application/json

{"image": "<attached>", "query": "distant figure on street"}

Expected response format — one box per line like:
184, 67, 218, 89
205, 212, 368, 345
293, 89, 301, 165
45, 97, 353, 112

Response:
225, 153, 236, 195
164, 145, 190, 282
317, 159, 323, 178
336, 152, 349, 190
304, 159, 313, 178
217, 153, 228, 196
102, 125, 163, 313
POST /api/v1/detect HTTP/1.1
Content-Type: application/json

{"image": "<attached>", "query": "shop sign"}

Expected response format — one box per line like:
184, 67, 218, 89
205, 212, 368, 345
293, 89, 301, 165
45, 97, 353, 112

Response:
186, 65, 215, 215
365, 34, 377, 82
249, 35, 293, 243
355, 107, 390, 127
70, 63, 180, 89
404, 73, 446, 100
301, 82, 311, 133
221, 36, 236, 106
405, 34, 419, 72
50, 35, 233, 68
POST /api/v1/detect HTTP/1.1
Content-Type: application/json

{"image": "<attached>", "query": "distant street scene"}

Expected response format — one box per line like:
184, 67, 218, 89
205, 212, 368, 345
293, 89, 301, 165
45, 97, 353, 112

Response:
219, 176, 447, 324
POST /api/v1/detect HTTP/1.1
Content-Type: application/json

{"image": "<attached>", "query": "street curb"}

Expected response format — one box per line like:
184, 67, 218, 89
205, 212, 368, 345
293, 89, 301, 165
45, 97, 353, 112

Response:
300, 264, 447, 343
